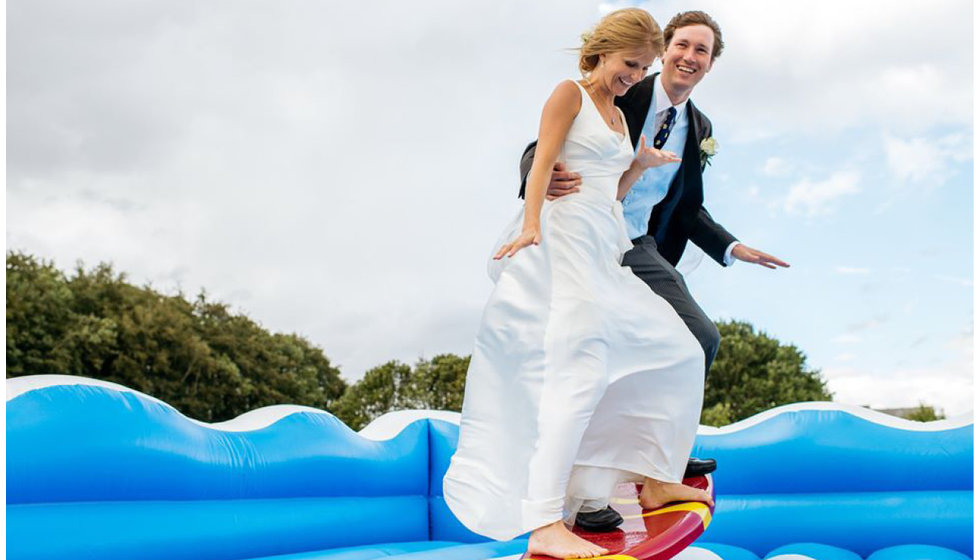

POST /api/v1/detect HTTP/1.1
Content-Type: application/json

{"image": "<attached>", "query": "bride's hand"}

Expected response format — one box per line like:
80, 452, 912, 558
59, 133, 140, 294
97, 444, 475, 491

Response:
493, 227, 541, 260
635, 133, 682, 169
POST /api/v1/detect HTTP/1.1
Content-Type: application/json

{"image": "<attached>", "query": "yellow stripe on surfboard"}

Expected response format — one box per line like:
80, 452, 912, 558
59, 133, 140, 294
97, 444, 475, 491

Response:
622, 502, 712, 530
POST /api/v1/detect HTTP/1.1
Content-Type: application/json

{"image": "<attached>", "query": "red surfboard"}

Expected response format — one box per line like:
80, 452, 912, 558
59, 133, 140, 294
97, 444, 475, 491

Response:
522, 475, 714, 560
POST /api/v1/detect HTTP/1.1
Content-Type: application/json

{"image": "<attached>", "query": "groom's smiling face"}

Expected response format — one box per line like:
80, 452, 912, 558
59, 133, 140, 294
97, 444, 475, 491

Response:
660, 24, 715, 100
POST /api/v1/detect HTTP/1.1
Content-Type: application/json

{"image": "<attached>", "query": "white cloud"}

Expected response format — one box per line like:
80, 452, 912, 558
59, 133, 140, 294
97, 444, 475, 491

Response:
762, 157, 792, 177
597, 1, 630, 13
783, 171, 861, 216
824, 325, 972, 417
648, 0, 971, 139
825, 364, 973, 417
883, 132, 973, 186
5, 0, 602, 380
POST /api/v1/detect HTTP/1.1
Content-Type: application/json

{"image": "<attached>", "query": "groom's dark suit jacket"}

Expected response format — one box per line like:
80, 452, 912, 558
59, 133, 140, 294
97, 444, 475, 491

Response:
519, 73, 736, 267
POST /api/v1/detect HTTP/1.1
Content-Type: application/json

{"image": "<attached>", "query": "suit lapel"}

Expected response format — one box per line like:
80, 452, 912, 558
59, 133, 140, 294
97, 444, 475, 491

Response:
681, 101, 704, 207
660, 102, 703, 215
617, 73, 708, 154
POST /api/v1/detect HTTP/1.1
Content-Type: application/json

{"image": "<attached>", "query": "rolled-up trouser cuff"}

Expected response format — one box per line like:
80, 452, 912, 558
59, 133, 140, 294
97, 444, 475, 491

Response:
521, 496, 564, 531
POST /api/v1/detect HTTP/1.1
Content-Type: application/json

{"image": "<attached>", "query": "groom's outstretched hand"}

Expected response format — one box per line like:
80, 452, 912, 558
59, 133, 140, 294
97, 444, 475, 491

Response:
545, 162, 582, 200
732, 244, 790, 269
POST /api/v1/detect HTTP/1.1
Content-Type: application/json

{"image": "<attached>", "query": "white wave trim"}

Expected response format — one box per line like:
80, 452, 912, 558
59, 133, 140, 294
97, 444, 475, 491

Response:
5, 374, 339, 433
209, 404, 340, 431
695, 401, 973, 434
348, 402, 973, 437
6, 374, 134, 402
8, 376, 972, 437
360, 409, 462, 441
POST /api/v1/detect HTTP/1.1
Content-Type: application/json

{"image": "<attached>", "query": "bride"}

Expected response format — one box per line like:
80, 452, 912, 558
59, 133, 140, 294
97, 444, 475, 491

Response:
443, 8, 713, 559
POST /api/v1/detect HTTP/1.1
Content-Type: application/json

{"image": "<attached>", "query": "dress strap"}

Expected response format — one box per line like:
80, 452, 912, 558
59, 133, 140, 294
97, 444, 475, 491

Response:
569, 80, 593, 116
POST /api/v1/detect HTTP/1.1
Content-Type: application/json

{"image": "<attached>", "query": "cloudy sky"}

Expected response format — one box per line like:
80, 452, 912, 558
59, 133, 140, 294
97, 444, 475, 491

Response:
7, 0, 974, 416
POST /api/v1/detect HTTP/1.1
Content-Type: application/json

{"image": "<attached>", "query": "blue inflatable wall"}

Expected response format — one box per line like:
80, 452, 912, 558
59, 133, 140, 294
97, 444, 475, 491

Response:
6, 376, 974, 560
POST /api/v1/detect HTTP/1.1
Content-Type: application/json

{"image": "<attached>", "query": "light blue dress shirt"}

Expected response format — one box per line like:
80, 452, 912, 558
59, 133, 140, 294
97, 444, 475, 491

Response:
622, 75, 689, 241
620, 75, 739, 265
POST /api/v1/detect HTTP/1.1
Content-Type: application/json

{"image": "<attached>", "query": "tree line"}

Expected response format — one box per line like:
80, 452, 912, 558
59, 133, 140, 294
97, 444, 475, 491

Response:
12, 251, 923, 430
6, 252, 346, 421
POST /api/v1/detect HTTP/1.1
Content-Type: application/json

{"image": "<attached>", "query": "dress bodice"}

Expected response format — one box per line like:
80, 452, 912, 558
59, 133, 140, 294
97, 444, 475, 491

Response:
560, 81, 635, 202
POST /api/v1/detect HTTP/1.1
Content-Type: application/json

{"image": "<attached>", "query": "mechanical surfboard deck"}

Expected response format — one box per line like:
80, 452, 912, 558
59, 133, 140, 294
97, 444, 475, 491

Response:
522, 475, 714, 560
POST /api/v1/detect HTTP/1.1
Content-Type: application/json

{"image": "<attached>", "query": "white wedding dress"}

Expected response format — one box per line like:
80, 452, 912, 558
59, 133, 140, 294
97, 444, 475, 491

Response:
443, 81, 705, 541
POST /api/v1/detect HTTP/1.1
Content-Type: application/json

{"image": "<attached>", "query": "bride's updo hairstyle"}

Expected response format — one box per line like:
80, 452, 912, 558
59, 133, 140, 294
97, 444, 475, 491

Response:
579, 8, 664, 75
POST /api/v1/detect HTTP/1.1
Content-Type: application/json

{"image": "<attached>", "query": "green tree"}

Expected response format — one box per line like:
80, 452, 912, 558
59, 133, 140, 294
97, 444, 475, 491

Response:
332, 354, 470, 430
333, 322, 833, 430
6, 252, 347, 422
332, 361, 414, 431
402, 353, 470, 411
5, 253, 75, 376
699, 402, 734, 427
703, 320, 832, 426
903, 403, 946, 422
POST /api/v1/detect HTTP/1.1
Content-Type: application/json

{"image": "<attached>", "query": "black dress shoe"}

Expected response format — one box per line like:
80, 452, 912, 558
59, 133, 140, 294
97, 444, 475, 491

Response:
684, 457, 717, 478
574, 458, 716, 532
574, 506, 623, 532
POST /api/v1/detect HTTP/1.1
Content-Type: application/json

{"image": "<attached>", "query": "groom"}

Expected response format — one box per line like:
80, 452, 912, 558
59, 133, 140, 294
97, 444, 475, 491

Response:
518, 10, 788, 531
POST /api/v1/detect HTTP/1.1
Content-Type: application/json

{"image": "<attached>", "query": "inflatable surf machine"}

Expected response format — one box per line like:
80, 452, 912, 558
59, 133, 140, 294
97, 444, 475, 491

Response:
6, 375, 974, 560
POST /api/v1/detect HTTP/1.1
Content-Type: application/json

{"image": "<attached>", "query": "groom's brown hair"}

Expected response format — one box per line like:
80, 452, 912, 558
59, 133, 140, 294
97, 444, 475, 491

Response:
663, 11, 724, 61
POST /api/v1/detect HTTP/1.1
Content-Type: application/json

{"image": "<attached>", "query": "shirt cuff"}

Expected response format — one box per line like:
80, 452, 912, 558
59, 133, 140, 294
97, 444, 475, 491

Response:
723, 241, 740, 266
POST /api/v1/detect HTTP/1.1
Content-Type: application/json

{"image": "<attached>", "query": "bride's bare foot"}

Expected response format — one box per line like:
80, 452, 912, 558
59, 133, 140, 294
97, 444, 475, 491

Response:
527, 520, 608, 559
638, 478, 714, 511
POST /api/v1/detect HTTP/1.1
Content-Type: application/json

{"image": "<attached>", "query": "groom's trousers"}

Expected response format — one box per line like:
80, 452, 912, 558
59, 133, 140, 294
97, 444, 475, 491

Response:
621, 235, 721, 376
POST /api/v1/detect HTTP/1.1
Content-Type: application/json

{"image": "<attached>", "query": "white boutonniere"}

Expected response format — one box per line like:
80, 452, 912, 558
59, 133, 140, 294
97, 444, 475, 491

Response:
699, 137, 718, 167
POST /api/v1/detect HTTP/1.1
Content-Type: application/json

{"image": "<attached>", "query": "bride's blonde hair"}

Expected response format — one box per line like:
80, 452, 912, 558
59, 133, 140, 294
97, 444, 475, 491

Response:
579, 8, 663, 75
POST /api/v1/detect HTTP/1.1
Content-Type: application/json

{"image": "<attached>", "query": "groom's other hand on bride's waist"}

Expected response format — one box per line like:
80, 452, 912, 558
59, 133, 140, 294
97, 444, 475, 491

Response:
545, 162, 582, 200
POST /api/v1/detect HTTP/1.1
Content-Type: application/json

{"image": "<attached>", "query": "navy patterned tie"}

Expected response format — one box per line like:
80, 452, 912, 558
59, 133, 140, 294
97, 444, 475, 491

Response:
652, 107, 677, 149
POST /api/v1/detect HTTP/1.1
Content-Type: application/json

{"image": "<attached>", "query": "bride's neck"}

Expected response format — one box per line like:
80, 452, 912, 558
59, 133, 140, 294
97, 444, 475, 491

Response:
583, 79, 614, 105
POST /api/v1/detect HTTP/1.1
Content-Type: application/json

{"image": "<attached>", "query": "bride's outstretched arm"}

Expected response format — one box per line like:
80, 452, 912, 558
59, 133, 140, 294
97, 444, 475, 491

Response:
494, 81, 581, 260
616, 134, 682, 200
